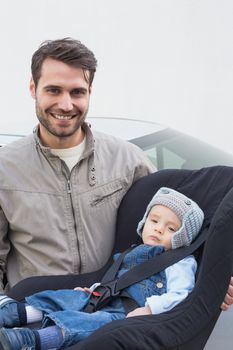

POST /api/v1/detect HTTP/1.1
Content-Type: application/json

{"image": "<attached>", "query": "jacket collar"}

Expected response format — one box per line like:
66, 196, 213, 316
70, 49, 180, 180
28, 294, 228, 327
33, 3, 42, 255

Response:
33, 122, 94, 155
33, 122, 96, 186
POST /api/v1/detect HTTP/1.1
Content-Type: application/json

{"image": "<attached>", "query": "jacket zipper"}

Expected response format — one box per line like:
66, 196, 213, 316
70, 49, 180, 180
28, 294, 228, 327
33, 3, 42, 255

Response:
67, 177, 82, 273
67, 179, 72, 194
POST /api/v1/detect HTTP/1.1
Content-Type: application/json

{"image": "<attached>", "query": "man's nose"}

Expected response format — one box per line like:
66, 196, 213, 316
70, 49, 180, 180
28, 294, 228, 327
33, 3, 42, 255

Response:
57, 93, 73, 112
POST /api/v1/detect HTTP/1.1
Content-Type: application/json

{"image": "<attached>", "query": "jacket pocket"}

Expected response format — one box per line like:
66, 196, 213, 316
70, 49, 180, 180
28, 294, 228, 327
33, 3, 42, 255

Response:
90, 181, 124, 207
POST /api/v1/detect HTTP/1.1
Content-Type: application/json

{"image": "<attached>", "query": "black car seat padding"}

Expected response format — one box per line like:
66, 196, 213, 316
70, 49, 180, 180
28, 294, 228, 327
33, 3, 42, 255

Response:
8, 166, 233, 350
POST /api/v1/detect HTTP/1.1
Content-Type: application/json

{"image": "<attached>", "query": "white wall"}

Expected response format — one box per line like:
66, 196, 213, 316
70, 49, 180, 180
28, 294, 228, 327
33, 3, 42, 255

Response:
1, 0, 233, 153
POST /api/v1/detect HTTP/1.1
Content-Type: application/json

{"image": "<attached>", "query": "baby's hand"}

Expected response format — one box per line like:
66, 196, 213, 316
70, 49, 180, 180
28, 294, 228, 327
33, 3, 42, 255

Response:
74, 287, 92, 293
126, 306, 152, 318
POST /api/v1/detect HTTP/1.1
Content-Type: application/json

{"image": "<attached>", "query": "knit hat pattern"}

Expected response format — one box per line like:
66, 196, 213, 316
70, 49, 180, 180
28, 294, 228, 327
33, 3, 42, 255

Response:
137, 187, 204, 249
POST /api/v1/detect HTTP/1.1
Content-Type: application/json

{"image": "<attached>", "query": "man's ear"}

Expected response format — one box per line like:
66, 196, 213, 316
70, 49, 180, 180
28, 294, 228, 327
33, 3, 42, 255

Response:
29, 78, 36, 99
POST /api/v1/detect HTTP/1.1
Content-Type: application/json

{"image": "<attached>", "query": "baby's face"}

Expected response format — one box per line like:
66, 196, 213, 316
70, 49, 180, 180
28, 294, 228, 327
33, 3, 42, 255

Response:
141, 205, 181, 250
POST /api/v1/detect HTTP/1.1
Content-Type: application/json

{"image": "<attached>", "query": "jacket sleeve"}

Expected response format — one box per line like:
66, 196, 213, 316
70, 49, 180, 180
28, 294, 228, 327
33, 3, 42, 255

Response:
0, 206, 10, 292
130, 144, 156, 182
146, 256, 197, 314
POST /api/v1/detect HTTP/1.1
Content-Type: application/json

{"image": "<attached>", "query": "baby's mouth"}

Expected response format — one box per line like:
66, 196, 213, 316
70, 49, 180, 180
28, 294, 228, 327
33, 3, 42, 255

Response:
149, 235, 160, 242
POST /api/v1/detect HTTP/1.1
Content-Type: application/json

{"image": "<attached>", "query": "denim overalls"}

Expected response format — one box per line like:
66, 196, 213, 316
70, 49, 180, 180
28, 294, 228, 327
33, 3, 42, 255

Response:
26, 245, 167, 348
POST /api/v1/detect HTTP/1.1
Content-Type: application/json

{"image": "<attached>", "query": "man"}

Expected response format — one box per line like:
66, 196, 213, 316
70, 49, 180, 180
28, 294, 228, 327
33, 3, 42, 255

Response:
0, 38, 153, 292
0, 38, 232, 310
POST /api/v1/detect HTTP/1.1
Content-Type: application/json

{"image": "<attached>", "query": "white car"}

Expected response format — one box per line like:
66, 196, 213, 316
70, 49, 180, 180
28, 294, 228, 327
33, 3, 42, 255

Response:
87, 117, 233, 170
1, 117, 233, 171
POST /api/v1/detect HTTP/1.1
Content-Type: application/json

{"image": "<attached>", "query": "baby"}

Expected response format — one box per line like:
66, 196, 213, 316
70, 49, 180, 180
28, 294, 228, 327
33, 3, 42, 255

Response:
0, 187, 204, 349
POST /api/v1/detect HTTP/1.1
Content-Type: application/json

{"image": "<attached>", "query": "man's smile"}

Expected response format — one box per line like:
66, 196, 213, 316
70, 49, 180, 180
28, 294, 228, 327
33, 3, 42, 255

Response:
48, 112, 78, 121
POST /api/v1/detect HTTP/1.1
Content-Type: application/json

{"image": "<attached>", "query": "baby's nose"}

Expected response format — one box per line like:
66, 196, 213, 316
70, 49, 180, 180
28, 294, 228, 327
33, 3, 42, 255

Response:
155, 225, 164, 234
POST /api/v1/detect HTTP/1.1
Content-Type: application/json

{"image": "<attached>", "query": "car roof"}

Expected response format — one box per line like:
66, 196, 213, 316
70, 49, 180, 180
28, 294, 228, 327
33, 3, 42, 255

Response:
0, 133, 25, 146
87, 117, 166, 139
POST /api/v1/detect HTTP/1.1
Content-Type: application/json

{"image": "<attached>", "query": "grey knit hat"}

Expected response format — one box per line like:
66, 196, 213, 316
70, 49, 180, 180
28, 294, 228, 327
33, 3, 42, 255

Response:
137, 187, 204, 249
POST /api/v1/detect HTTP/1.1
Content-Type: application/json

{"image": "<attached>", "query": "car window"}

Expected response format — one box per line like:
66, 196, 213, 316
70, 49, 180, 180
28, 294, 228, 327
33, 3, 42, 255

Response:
142, 145, 186, 170
131, 129, 233, 170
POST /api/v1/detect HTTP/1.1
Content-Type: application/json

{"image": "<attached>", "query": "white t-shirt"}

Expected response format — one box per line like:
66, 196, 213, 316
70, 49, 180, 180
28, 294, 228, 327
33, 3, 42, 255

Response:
51, 137, 86, 172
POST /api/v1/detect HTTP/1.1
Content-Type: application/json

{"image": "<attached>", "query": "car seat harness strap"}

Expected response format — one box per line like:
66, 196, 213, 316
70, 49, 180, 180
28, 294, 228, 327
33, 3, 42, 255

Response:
84, 226, 209, 314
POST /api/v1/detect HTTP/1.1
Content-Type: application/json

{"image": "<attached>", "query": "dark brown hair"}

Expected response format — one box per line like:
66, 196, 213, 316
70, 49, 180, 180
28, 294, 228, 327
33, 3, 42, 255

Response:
31, 38, 97, 87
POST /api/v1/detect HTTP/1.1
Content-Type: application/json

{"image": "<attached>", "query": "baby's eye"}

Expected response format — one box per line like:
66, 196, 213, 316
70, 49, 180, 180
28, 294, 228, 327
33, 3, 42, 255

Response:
168, 227, 176, 232
152, 219, 158, 223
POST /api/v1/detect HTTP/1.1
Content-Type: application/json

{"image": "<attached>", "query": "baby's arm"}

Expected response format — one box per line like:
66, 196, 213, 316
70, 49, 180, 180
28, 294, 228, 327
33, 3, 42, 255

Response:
146, 256, 197, 315
127, 256, 197, 317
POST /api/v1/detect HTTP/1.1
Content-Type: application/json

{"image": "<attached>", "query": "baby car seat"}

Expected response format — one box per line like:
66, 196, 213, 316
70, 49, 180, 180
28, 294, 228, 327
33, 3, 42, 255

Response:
8, 166, 233, 350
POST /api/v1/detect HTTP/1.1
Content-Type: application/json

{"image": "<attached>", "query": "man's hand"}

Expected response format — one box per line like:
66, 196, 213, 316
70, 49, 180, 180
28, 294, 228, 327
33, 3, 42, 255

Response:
74, 287, 92, 293
126, 306, 152, 318
221, 276, 233, 311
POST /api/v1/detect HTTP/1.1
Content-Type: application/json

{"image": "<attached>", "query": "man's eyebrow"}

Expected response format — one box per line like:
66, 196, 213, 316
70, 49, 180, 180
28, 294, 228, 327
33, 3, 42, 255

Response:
43, 85, 61, 89
43, 85, 88, 92
71, 87, 88, 92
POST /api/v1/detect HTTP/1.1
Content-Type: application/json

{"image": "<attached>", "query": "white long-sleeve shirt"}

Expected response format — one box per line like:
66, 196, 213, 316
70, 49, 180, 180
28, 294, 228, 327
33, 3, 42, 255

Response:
146, 255, 197, 314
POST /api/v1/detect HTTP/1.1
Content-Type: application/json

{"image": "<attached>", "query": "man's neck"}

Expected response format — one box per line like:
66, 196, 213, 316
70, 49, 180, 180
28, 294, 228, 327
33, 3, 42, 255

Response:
38, 125, 85, 149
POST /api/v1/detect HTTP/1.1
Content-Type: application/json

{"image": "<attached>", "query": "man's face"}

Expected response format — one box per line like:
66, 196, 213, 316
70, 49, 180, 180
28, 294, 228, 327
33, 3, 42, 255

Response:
142, 205, 181, 250
30, 58, 91, 148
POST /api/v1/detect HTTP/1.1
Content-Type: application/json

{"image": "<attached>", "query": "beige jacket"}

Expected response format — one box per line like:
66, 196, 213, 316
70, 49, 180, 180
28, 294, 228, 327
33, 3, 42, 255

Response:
0, 123, 154, 291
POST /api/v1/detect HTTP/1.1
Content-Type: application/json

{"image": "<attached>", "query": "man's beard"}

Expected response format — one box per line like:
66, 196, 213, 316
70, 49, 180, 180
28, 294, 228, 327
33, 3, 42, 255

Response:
35, 101, 88, 139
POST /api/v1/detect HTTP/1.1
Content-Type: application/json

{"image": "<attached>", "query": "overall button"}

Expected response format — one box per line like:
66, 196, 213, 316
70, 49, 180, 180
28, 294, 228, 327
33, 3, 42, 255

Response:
156, 282, 164, 289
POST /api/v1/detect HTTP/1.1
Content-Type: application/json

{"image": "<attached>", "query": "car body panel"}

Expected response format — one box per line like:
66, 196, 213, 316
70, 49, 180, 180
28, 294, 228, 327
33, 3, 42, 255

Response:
87, 117, 233, 170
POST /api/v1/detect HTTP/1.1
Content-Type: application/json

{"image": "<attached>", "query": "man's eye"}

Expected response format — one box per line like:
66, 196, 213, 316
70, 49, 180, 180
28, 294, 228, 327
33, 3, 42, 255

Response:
71, 89, 86, 96
47, 88, 60, 95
